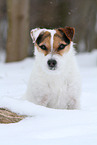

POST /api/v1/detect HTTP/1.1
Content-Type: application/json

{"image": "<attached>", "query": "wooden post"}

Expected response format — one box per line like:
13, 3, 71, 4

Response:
6, 0, 29, 62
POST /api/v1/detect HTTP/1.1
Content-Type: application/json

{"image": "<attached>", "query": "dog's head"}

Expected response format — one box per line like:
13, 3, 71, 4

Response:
30, 27, 75, 73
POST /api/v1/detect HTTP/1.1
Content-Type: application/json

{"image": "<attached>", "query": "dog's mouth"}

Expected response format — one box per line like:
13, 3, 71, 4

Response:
47, 59, 57, 70
49, 66, 56, 70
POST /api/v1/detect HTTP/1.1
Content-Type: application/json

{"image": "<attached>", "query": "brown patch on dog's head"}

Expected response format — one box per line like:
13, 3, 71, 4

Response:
35, 31, 51, 56
53, 27, 75, 55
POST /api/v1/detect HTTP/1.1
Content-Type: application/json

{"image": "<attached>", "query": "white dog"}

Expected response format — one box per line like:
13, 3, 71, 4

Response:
24, 27, 81, 109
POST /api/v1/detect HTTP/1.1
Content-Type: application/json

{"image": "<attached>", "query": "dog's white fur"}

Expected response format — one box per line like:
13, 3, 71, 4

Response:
24, 28, 81, 109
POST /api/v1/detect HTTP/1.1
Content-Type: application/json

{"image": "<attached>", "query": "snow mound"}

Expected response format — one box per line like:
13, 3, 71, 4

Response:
0, 50, 97, 145
77, 50, 97, 67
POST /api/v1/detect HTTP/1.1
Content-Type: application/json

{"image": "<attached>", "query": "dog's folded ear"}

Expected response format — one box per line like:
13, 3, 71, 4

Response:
58, 27, 75, 41
30, 28, 41, 43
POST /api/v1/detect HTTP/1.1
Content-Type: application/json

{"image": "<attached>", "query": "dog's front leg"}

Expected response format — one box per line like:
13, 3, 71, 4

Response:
37, 96, 49, 107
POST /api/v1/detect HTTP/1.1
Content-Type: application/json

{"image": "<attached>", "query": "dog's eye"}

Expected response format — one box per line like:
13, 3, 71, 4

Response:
58, 44, 67, 51
40, 45, 47, 51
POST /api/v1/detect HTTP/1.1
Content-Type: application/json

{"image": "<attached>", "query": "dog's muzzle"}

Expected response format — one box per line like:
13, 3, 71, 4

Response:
47, 59, 57, 70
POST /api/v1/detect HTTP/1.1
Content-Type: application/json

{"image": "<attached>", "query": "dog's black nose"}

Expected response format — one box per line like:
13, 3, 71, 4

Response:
47, 59, 57, 70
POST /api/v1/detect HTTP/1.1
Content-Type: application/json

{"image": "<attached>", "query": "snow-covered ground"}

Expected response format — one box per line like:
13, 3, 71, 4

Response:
0, 50, 97, 145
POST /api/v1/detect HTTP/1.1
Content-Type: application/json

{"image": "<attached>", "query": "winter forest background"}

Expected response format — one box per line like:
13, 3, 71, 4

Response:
0, 0, 97, 62
0, 1, 97, 144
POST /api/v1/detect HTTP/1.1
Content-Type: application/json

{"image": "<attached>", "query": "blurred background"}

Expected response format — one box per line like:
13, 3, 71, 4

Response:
0, 0, 97, 62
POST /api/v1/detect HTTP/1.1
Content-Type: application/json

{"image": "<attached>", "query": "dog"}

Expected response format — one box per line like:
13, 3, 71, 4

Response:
24, 27, 81, 109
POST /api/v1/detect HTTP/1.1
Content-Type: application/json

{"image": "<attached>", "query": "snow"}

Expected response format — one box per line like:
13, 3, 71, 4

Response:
0, 50, 97, 145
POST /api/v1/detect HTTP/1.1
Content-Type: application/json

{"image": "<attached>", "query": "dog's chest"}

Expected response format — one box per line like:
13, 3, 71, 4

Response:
42, 77, 69, 108
47, 77, 67, 94
41, 76, 68, 99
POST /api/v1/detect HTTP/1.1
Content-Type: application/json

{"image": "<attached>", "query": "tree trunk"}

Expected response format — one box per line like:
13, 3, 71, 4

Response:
6, 0, 29, 62
68, 0, 97, 52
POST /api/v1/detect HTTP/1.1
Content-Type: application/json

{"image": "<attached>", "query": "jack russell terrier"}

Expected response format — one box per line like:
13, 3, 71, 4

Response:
24, 27, 81, 109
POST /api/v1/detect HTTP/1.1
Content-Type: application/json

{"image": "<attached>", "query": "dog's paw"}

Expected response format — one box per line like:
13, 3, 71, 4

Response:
67, 98, 80, 109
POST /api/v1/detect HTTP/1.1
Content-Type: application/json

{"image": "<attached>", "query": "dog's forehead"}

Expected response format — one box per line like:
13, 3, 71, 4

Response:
36, 29, 64, 44
36, 28, 70, 44
35, 29, 56, 45
31, 27, 75, 44
32, 28, 69, 45
47, 29, 56, 36
39, 29, 56, 40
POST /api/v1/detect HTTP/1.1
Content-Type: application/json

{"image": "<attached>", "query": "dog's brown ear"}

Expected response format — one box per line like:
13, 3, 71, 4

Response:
59, 27, 75, 41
